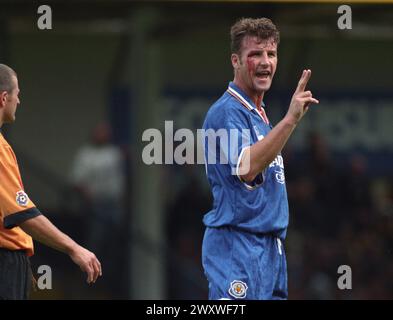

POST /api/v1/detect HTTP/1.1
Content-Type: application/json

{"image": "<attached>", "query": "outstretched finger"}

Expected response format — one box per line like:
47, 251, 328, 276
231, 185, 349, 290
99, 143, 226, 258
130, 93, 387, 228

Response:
298, 90, 312, 98
296, 69, 312, 93
300, 97, 319, 105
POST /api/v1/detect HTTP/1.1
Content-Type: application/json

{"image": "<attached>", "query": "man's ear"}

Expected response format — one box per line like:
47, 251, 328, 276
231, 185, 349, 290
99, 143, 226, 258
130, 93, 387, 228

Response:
0, 91, 8, 108
231, 53, 241, 70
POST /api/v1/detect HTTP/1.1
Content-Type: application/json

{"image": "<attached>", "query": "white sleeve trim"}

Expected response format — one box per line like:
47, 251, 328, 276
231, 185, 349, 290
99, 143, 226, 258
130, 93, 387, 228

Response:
236, 146, 263, 191
236, 146, 250, 183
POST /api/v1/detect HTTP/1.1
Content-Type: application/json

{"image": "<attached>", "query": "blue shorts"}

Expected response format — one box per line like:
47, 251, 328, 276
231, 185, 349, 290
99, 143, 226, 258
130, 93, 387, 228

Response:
202, 226, 287, 300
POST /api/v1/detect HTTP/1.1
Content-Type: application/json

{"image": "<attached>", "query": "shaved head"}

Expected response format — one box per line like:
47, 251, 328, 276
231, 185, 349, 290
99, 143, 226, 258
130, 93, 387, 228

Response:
0, 64, 17, 93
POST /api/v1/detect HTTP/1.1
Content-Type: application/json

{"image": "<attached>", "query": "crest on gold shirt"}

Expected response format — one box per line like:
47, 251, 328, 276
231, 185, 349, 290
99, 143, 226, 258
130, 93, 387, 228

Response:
16, 190, 29, 206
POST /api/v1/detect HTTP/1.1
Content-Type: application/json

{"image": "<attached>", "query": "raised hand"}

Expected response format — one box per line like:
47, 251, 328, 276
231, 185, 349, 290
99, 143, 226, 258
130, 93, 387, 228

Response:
287, 69, 319, 124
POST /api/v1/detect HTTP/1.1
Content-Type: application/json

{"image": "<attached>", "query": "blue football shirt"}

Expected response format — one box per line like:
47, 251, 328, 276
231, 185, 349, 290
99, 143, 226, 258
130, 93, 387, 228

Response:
202, 82, 289, 239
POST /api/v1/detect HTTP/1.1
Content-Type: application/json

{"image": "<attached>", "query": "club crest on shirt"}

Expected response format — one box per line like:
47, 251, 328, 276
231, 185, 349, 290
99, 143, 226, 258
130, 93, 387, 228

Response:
270, 155, 286, 184
228, 280, 248, 299
275, 168, 286, 184
16, 190, 29, 206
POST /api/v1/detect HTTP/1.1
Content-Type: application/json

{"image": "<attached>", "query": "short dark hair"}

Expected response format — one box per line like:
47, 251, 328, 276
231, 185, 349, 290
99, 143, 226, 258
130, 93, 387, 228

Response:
0, 64, 17, 93
230, 18, 280, 55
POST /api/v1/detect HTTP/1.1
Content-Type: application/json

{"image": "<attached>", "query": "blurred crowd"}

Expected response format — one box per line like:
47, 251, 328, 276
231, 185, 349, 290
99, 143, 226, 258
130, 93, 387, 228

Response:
69, 122, 128, 298
285, 132, 393, 299
31, 122, 130, 299
29, 123, 392, 299
166, 131, 393, 300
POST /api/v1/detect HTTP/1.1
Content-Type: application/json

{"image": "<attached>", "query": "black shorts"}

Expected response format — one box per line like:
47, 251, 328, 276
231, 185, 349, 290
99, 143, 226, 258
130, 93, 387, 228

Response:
0, 248, 32, 300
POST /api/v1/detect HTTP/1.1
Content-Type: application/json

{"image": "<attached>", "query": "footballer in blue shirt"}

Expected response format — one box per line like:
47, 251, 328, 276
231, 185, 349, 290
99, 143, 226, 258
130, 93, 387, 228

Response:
202, 18, 319, 300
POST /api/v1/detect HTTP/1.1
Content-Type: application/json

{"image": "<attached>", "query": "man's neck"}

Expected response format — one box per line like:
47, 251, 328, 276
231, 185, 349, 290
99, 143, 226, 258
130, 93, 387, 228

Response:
233, 79, 264, 109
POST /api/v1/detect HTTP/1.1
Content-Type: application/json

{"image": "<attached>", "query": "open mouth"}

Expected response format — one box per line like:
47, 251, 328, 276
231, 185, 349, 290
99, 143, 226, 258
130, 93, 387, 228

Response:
255, 70, 271, 79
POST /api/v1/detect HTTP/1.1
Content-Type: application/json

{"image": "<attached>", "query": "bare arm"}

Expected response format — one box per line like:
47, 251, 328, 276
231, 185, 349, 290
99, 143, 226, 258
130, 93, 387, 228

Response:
239, 69, 319, 182
20, 214, 102, 284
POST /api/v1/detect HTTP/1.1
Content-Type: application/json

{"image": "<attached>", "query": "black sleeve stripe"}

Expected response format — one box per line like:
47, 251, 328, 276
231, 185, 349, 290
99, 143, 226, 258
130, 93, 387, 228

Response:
3, 207, 42, 229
